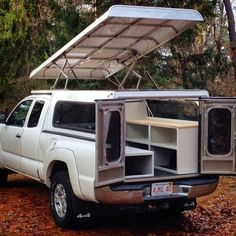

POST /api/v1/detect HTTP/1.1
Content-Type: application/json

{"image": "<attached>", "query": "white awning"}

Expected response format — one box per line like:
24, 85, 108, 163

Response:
29, 5, 203, 80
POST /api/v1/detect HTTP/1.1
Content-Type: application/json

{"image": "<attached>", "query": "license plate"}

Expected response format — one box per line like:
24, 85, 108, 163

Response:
151, 182, 173, 196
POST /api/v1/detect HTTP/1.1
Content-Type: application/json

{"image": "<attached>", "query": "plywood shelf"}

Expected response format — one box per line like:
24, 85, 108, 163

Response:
127, 117, 198, 129
126, 117, 198, 175
150, 142, 177, 150
126, 138, 149, 145
155, 166, 178, 174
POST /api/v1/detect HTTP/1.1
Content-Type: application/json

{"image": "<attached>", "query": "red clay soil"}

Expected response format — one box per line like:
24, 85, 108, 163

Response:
0, 175, 235, 236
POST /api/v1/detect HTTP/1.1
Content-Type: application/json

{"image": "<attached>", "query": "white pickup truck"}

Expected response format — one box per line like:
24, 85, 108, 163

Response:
0, 5, 235, 228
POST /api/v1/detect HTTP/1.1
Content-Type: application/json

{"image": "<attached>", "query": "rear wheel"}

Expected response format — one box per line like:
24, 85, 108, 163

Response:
50, 170, 95, 228
50, 171, 76, 228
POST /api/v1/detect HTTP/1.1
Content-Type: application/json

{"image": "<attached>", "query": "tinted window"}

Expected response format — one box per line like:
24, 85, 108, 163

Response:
7, 100, 32, 127
28, 100, 45, 128
208, 108, 231, 155
147, 100, 199, 121
105, 111, 121, 162
53, 101, 95, 133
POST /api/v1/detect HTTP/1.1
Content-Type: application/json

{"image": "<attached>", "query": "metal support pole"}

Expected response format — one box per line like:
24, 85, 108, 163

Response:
118, 61, 136, 89
64, 78, 69, 89
138, 59, 159, 90
121, 62, 142, 89
51, 60, 68, 89
71, 69, 80, 88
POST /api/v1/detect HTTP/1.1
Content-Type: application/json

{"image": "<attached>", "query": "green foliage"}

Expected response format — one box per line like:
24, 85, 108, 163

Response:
0, 0, 93, 83
0, 0, 95, 106
0, 1, 26, 82
0, 1, 51, 85
47, 0, 94, 52
95, 0, 232, 90
0, 0, 234, 101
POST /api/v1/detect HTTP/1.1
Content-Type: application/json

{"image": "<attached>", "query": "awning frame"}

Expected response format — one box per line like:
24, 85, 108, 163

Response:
30, 5, 203, 89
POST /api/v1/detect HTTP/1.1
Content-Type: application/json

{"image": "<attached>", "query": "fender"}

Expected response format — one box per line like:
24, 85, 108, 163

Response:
44, 147, 86, 201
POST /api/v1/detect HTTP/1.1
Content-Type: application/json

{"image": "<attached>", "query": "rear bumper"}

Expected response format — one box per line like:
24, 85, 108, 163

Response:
95, 176, 219, 205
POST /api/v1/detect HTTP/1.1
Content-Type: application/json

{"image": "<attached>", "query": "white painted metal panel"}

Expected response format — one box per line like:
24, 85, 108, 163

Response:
30, 5, 203, 80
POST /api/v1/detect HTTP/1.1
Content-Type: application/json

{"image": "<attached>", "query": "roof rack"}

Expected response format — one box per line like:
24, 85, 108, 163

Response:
31, 90, 53, 95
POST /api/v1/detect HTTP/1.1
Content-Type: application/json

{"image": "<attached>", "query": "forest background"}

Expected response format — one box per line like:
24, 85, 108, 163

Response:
0, 0, 236, 113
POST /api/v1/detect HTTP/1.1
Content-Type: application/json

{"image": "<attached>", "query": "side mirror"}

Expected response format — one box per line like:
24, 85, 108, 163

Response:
0, 112, 6, 123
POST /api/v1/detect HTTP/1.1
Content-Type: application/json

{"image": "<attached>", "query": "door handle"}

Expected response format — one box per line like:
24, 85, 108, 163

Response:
15, 133, 21, 139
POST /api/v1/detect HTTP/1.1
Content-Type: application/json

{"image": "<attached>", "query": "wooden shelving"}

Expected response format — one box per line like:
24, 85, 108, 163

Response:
126, 123, 149, 144
125, 146, 154, 179
151, 126, 177, 149
126, 117, 198, 175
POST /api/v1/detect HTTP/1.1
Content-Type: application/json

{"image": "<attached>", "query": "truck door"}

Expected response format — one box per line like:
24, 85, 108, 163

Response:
1, 100, 33, 171
200, 98, 236, 175
20, 99, 48, 178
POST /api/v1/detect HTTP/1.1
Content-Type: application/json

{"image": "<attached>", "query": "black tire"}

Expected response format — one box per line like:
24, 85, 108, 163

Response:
50, 170, 76, 228
50, 170, 95, 228
0, 170, 8, 187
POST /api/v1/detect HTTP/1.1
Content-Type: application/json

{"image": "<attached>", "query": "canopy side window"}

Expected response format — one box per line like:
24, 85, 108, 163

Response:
207, 108, 232, 156
53, 101, 95, 133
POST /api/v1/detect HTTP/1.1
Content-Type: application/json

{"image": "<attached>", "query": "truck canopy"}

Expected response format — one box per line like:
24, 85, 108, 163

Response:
30, 5, 203, 81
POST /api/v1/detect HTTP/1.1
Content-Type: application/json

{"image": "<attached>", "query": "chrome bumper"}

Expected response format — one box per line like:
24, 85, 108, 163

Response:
95, 179, 219, 205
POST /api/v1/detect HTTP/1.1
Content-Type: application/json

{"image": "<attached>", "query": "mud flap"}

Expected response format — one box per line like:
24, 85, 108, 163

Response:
156, 198, 197, 212
72, 197, 102, 224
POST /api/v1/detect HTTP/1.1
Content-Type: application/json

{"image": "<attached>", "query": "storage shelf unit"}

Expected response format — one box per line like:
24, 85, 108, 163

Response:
126, 117, 198, 174
125, 146, 154, 179
151, 126, 177, 149
126, 123, 149, 144
201, 159, 235, 173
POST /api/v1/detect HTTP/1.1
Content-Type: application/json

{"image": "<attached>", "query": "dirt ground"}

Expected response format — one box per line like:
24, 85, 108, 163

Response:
0, 175, 235, 236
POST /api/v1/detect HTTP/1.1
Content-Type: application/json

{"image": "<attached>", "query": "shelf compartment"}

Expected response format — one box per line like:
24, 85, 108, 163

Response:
150, 142, 176, 150
126, 123, 149, 143
151, 146, 177, 172
125, 147, 154, 179
126, 141, 149, 150
202, 160, 234, 172
151, 126, 177, 147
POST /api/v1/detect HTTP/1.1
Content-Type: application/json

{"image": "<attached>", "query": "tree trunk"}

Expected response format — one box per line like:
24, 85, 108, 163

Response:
223, 0, 236, 79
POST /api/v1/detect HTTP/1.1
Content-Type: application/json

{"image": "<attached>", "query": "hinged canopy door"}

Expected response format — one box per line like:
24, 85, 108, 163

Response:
30, 5, 203, 81
200, 98, 236, 175
95, 99, 125, 186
